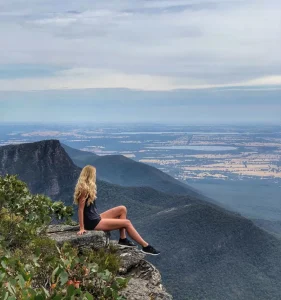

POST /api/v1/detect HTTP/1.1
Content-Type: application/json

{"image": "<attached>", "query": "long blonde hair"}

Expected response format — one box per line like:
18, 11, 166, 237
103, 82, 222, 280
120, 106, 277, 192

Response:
73, 165, 97, 206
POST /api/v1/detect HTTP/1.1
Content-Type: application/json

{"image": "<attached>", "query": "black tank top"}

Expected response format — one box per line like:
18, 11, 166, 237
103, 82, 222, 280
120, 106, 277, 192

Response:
84, 199, 101, 221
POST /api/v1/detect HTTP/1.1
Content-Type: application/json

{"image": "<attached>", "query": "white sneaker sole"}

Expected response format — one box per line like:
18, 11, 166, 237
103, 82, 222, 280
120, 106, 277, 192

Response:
118, 244, 138, 249
140, 250, 160, 256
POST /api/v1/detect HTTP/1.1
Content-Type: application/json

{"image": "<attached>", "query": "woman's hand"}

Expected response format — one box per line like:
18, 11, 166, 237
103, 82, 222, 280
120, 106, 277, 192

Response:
77, 229, 87, 235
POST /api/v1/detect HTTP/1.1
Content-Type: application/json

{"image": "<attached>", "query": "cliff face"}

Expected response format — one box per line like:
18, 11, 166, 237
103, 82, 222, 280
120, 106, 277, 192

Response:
47, 225, 172, 300
0, 140, 81, 203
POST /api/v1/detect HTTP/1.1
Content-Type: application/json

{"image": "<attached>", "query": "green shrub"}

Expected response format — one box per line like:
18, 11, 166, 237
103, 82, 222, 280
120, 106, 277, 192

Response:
0, 175, 73, 248
80, 244, 121, 275
0, 242, 129, 300
0, 207, 34, 248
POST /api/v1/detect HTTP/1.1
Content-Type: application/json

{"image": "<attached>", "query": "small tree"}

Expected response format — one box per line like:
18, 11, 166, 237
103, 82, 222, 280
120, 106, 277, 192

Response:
0, 174, 73, 248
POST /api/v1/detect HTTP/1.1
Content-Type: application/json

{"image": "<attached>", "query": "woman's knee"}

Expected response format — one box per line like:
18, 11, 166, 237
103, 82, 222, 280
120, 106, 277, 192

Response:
120, 205, 127, 214
124, 219, 131, 228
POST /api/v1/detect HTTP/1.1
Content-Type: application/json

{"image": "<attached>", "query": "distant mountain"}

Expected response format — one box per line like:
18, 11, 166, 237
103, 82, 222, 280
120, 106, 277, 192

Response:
2, 140, 281, 300
252, 219, 281, 237
62, 144, 99, 162
62, 143, 217, 204
0, 140, 80, 203
135, 204, 281, 300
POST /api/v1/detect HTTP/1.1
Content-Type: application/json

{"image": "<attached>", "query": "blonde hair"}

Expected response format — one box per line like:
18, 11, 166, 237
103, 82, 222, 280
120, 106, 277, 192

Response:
73, 165, 97, 206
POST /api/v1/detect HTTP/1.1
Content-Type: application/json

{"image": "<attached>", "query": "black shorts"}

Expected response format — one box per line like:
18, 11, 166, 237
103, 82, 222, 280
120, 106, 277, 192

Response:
84, 218, 101, 230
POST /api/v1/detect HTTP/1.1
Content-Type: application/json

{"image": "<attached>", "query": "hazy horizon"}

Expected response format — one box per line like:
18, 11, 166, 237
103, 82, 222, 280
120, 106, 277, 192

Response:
1, 121, 281, 126
1, 88, 281, 124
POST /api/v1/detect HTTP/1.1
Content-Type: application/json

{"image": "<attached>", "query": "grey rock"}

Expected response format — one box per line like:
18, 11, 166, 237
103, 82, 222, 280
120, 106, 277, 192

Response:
120, 276, 172, 300
47, 225, 110, 250
47, 224, 80, 233
120, 257, 172, 300
110, 240, 146, 274
118, 249, 145, 274
126, 259, 162, 286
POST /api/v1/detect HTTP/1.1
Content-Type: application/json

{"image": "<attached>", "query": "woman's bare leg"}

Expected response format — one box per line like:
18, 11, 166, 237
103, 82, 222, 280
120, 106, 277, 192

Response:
94, 218, 148, 247
100, 206, 127, 239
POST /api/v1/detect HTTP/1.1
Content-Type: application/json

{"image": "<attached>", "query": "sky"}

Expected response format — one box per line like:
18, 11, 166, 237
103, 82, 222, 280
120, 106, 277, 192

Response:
0, 0, 281, 124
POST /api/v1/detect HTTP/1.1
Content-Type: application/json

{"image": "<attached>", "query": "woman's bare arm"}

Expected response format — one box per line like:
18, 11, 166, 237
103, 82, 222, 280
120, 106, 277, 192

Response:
77, 192, 87, 235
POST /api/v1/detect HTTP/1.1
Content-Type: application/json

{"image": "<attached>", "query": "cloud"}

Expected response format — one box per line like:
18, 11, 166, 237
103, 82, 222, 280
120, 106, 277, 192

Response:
0, 0, 280, 91
0, 67, 280, 92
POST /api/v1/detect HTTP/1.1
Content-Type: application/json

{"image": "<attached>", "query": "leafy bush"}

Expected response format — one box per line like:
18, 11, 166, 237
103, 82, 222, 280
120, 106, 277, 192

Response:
0, 175, 130, 299
80, 244, 121, 275
0, 243, 129, 300
0, 175, 73, 248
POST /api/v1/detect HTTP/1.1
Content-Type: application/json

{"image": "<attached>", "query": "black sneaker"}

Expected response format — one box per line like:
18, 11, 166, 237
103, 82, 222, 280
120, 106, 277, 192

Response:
118, 238, 137, 248
140, 244, 160, 256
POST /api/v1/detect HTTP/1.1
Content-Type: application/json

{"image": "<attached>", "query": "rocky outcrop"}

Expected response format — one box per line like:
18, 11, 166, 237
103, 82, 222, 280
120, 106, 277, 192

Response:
117, 248, 172, 300
47, 225, 110, 249
47, 225, 172, 300
0, 140, 81, 203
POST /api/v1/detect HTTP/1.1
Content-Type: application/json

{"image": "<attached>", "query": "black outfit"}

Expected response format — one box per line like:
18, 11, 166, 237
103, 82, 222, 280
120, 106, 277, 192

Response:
83, 199, 101, 230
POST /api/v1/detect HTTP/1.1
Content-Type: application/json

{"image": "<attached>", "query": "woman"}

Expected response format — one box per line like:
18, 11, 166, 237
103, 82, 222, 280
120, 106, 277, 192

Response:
74, 165, 160, 256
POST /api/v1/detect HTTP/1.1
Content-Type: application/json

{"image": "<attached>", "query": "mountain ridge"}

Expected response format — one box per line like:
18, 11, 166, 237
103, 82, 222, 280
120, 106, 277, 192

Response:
62, 143, 222, 206
0, 139, 80, 202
